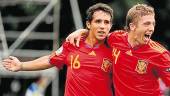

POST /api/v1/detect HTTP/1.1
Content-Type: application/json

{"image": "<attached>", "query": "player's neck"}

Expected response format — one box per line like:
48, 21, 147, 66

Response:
128, 32, 139, 48
85, 36, 103, 47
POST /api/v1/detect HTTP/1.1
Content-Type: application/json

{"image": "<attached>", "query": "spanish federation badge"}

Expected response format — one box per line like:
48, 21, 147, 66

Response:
135, 60, 148, 74
101, 58, 112, 72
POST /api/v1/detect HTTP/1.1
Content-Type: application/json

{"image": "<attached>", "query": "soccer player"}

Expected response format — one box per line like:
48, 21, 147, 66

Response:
66, 4, 170, 96
2, 3, 114, 96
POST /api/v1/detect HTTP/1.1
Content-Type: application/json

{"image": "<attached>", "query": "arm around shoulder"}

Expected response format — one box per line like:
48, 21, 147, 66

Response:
66, 29, 88, 47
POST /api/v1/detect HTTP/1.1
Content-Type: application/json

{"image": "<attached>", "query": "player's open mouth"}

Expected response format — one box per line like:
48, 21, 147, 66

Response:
144, 34, 151, 42
98, 31, 105, 34
144, 34, 150, 38
98, 31, 106, 36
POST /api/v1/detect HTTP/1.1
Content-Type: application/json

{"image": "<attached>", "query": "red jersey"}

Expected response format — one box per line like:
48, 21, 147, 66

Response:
108, 30, 170, 96
49, 39, 113, 96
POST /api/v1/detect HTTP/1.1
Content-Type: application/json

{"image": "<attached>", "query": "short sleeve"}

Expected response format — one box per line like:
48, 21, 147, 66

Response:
154, 51, 170, 86
49, 42, 69, 69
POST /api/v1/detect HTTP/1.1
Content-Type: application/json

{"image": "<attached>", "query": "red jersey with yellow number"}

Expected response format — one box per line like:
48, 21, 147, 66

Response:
49, 39, 113, 96
108, 30, 170, 96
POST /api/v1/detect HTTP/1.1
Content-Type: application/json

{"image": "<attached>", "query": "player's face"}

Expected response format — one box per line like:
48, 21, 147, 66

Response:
86, 10, 112, 41
132, 15, 155, 45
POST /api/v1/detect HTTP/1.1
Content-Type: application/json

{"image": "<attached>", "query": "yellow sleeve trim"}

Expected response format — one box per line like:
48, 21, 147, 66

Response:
149, 41, 166, 53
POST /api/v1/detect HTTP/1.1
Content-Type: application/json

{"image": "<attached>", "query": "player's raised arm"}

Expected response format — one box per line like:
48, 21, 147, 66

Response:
2, 55, 53, 72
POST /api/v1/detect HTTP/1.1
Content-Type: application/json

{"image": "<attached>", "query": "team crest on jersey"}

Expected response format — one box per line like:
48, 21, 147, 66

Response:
135, 60, 148, 74
101, 58, 112, 72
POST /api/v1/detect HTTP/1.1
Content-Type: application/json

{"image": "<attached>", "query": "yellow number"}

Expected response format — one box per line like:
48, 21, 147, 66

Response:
112, 48, 120, 64
70, 55, 80, 69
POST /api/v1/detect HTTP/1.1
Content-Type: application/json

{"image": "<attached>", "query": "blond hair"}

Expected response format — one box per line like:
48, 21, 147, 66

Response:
125, 4, 155, 31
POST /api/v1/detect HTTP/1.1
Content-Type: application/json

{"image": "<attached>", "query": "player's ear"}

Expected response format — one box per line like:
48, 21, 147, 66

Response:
129, 22, 136, 31
86, 21, 90, 29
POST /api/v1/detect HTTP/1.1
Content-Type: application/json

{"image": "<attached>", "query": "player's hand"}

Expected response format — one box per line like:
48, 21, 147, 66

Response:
66, 29, 88, 47
2, 56, 22, 72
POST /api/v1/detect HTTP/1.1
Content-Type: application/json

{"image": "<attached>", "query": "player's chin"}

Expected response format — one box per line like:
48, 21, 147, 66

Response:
143, 39, 150, 44
97, 35, 107, 39
97, 37, 106, 41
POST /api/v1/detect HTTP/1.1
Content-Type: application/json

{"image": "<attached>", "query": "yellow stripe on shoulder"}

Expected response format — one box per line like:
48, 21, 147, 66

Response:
149, 41, 167, 53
